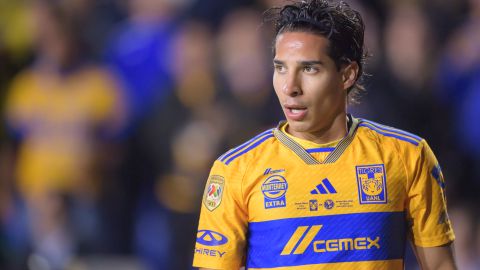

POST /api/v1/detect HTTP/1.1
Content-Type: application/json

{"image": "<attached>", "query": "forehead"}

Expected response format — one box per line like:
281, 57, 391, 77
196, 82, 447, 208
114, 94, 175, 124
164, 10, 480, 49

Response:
274, 31, 330, 58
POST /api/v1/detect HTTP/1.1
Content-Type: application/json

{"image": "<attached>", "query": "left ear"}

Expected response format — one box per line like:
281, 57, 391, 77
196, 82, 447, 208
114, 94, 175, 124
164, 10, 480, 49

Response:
341, 62, 359, 90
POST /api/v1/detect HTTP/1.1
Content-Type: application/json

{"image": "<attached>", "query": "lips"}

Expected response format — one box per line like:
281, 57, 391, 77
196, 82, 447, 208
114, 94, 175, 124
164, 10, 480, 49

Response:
284, 104, 307, 121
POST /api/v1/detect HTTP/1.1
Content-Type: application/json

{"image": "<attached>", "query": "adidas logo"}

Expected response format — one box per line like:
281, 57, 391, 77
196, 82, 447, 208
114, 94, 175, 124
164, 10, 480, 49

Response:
310, 178, 337, 194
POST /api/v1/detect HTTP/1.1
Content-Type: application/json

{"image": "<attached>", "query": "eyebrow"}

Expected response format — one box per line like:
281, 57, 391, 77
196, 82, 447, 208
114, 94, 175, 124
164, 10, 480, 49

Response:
273, 59, 325, 66
300, 60, 324, 66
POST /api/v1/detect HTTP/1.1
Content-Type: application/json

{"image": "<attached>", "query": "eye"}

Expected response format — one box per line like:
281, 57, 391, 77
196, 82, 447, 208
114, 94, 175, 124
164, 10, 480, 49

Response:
303, 66, 319, 74
274, 64, 286, 74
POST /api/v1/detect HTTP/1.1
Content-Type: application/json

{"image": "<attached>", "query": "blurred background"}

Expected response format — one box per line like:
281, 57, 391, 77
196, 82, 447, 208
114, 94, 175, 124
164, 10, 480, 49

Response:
0, 0, 479, 269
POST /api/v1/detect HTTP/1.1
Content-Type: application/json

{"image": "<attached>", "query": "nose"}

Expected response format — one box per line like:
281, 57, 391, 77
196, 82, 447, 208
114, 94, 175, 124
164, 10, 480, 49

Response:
283, 72, 302, 97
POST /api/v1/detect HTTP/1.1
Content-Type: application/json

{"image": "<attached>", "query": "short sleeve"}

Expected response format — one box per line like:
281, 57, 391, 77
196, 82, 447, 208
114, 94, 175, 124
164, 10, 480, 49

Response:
406, 140, 455, 247
193, 160, 248, 269
5, 72, 36, 133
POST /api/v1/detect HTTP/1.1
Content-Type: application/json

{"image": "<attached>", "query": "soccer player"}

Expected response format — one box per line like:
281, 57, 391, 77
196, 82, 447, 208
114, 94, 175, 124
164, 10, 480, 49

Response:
193, 1, 457, 269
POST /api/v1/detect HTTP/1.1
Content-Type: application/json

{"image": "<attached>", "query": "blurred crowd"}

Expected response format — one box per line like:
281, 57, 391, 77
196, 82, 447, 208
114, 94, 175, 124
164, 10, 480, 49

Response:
0, 0, 479, 269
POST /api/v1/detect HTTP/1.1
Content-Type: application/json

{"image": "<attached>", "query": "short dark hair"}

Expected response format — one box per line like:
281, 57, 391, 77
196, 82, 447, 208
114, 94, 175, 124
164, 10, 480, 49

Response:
266, 0, 367, 102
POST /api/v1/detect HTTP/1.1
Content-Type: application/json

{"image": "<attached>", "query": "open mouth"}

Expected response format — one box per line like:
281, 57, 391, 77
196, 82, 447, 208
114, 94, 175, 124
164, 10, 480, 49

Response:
284, 105, 307, 120
288, 108, 306, 114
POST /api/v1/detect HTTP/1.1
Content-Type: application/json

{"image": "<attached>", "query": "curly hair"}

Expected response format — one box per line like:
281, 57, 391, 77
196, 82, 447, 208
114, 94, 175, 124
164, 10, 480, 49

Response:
265, 0, 367, 102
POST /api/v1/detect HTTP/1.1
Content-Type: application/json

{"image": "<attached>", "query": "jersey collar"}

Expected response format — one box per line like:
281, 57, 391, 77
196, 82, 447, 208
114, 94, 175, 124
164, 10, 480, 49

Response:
273, 114, 359, 165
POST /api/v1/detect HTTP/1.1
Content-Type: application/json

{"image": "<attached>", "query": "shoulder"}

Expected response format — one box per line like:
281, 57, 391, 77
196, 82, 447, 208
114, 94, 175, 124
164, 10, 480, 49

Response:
76, 64, 117, 83
9, 68, 36, 89
74, 66, 122, 100
356, 118, 424, 148
6, 69, 38, 102
216, 128, 277, 167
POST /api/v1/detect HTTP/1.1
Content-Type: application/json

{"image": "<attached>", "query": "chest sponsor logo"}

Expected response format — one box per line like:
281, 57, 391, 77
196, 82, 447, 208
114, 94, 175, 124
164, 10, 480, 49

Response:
264, 168, 286, 175
261, 175, 288, 209
203, 175, 224, 211
356, 164, 387, 204
281, 225, 380, 255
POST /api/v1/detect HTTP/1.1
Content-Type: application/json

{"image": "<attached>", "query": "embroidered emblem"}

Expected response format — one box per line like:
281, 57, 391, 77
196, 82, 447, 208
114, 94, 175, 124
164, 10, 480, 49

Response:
203, 175, 225, 211
356, 164, 388, 204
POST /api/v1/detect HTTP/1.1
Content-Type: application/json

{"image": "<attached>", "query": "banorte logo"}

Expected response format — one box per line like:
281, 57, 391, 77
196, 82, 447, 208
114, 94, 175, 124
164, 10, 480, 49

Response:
196, 230, 228, 246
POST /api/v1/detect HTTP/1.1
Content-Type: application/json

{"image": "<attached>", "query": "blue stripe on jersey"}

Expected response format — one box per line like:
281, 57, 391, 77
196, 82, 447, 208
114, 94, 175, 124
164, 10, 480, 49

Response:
306, 147, 335, 153
316, 184, 328, 194
247, 212, 406, 268
322, 178, 337, 193
359, 119, 422, 142
218, 129, 273, 162
224, 134, 275, 165
359, 123, 419, 146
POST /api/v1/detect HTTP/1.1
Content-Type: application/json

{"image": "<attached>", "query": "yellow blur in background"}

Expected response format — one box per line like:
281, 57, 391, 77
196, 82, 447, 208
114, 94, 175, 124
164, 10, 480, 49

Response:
0, 0, 479, 270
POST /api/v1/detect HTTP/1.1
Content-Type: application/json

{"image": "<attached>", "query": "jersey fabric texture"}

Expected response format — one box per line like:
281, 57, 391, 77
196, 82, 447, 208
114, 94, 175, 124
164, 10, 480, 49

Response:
193, 115, 455, 270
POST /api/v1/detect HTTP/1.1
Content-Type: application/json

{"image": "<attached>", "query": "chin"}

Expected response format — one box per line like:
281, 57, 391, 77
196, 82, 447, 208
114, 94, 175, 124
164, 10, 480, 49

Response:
287, 120, 312, 134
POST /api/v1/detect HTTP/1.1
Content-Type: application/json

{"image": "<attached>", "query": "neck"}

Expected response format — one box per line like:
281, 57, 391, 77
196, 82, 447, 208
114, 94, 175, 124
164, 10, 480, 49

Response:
286, 112, 348, 144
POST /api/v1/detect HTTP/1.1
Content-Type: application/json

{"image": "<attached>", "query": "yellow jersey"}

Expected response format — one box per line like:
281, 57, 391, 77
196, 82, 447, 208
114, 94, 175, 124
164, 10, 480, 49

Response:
5, 67, 123, 197
193, 115, 455, 269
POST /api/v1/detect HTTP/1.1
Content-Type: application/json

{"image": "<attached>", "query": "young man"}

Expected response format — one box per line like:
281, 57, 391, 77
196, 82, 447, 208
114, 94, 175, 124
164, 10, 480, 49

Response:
193, 1, 456, 269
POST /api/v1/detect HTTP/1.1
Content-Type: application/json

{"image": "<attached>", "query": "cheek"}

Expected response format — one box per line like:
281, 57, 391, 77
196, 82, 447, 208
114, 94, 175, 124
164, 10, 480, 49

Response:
305, 75, 343, 104
272, 74, 284, 96
304, 76, 329, 96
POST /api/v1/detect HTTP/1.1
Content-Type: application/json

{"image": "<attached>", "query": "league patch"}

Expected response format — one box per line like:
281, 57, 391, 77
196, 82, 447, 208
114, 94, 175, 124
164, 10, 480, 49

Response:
261, 175, 288, 209
356, 164, 388, 204
203, 175, 225, 211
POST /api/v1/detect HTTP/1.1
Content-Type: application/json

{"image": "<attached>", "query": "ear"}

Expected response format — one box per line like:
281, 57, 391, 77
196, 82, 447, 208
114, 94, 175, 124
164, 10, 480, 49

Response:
341, 62, 359, 90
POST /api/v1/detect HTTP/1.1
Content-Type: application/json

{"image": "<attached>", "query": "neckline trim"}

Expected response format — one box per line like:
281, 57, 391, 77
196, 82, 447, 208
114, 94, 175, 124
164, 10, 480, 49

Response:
273, 115, 359, 165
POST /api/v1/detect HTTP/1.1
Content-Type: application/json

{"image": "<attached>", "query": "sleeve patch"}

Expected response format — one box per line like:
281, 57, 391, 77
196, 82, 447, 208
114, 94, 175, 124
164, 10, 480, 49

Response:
203, 175, 225, 211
